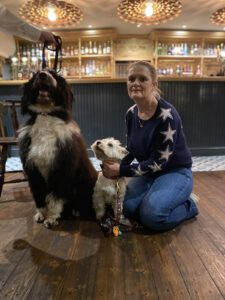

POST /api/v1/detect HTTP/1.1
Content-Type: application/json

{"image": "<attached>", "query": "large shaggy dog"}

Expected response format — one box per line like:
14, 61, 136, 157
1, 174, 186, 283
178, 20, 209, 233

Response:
18, 70, 98, 227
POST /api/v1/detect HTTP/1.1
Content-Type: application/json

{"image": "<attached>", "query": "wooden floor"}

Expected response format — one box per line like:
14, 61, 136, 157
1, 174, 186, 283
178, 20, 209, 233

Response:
0, 171, 225, 300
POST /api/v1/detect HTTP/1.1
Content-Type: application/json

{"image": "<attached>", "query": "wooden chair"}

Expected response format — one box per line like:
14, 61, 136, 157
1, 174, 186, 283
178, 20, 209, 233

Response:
0, 100, 27, 197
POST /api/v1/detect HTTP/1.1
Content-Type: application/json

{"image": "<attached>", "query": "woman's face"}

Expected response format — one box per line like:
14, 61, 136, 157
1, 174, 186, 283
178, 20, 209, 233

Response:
127, 65, 157, 102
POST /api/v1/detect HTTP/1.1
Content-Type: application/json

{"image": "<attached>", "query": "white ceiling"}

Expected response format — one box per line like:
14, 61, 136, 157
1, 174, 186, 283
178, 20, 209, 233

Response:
1, 0, 225, 35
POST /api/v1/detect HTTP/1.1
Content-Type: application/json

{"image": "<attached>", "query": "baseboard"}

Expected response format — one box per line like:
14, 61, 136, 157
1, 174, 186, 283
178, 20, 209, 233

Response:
190, 147, 225, 156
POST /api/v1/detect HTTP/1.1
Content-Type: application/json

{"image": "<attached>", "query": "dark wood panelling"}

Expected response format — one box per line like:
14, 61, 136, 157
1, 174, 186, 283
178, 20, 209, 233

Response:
0, 80, 225, 156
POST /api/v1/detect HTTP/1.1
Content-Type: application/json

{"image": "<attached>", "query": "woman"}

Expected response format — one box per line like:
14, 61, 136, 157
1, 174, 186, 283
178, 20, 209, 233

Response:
103, 61, 199, 232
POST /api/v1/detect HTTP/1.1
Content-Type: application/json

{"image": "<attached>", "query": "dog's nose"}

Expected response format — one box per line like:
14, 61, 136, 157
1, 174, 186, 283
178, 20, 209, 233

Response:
96, 141, 101, 145
39, 72, 47, 80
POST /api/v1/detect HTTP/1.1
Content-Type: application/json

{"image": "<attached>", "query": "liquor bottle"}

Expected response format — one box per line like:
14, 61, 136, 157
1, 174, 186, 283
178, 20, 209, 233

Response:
93, 41, 97, 54
89, 41, 93, 54
70, 46, 74, 56
106, 40, 111, 54
23, 45, 27, 57
92, 60, 96, 75
81, 64, 85, 76
81, 46, 85, 55
169, 65, 173, 75
98, 44, 102, 55
213, 44, 217, 56
66, 46, 70, 56
158, 42, 162, 55
74, 45, 79, 55
17, 64, 23, 80
184, 43, 188, 56
196, 65, 201, 75
96, 63, 100, 75
176, 64, 180, 75
180, 43, 184, 56
190, 44, 194, 55
158, 68, 162, 75
86, 63, 89, 75
167, 44, 172, 55
103, 42, 107, 54
85, 42, 89, 54
89, 60, 93, 75
166, 64, 170, 75
171, 43, 175, 55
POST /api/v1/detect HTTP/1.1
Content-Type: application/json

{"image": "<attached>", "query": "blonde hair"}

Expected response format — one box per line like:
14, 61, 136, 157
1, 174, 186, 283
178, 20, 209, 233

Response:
127, 61, 161, 98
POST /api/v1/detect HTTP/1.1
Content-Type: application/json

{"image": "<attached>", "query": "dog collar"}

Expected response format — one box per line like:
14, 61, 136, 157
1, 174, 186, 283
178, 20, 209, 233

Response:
103, 174, 119, 180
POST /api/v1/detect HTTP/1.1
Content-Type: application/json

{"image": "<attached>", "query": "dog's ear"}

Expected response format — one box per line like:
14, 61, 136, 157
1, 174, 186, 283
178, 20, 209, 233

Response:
21, 78, 35, 115
55, 75, 74, 111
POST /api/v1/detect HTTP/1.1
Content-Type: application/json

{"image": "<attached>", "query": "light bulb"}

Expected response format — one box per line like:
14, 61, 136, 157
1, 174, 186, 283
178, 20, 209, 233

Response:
145, 2, 153, 17
11, 57, 18, 63
48, 8, 57, 21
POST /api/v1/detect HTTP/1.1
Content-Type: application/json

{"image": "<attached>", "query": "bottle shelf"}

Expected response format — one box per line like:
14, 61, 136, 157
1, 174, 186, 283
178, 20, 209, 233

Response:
157, 55, 202, 59
50, 56, 79, 59
81, 54, 111, 58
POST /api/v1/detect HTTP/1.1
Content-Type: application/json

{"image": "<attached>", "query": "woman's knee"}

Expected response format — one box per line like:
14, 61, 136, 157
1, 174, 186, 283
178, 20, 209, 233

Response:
139, 197, 168, 231
123, 199, 138, 219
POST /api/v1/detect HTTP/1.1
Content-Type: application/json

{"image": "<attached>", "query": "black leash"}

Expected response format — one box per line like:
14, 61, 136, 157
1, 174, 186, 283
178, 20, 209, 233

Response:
42, 35, 62, 73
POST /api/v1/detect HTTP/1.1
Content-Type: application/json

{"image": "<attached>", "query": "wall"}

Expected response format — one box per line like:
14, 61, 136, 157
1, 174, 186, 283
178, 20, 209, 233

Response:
0, 80, 225, 157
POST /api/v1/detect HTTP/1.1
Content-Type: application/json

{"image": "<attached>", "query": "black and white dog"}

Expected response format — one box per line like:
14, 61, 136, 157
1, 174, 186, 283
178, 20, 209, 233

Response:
18, 70, 98, 228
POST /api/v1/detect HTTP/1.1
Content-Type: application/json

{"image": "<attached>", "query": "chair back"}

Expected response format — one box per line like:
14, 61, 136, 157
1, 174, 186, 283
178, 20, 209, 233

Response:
2, 100, 21, 137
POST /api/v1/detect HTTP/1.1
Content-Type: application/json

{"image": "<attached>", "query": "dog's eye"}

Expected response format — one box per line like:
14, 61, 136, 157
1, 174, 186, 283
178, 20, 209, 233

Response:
108, 143, 113, 147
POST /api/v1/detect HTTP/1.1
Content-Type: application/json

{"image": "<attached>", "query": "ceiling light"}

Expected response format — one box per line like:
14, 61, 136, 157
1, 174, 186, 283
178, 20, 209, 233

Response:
210, 7, 225, 26
48, 8, 57, 21
182, 25, 187, 28
117, 0, 182, 26
19, 0, 83, 28
88, 25, 93, 28
145, 2, 153, 17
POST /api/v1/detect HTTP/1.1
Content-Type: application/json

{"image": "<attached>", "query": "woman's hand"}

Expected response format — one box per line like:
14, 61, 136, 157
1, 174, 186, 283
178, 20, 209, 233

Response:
102, 161, 120, 178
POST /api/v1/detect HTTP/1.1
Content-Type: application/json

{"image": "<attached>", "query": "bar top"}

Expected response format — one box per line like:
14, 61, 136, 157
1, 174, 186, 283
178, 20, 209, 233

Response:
1, 76, 225, 85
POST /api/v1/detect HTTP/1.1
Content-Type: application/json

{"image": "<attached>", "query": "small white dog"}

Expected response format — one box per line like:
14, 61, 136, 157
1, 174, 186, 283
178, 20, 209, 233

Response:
91, 137, 128, 221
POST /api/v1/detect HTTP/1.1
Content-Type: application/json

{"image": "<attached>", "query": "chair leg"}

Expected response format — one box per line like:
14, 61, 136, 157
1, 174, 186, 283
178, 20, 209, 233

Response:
0, 145, 8, 197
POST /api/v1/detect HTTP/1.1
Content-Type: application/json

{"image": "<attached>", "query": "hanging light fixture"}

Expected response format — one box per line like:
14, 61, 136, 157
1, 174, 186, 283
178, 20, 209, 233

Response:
19, 0, 83, 28
117, 0, 182, 26
210, 7, 225, 26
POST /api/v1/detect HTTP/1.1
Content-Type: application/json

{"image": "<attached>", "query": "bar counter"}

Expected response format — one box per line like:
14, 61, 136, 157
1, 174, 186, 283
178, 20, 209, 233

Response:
1, 76, 225, 85
0, 76, 225, 157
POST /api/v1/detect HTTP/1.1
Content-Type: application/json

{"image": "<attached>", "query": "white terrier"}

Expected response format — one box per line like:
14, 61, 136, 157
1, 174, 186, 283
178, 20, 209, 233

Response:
91, 137, 128, 221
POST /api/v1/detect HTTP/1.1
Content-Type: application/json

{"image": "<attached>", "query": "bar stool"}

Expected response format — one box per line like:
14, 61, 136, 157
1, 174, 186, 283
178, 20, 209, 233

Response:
0, 100, 27, 198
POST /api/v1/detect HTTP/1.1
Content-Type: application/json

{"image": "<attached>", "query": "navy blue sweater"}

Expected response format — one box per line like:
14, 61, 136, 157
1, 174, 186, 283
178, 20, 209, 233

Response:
120, 98, 192, 177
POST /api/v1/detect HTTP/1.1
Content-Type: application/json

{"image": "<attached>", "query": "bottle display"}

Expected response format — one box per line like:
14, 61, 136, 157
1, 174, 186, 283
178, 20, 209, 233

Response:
204, 43, 225, 57
81, 60, 111, 76
157, 42, 202, 56
158, 63, 200, 76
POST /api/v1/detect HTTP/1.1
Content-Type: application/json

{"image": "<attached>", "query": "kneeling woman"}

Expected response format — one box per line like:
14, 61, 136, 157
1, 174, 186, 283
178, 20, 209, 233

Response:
103, 61, 198, 232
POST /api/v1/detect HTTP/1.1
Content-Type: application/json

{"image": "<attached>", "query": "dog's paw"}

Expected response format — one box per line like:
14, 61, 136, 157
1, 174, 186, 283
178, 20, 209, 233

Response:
34, 212, 45, 223
43, 218, 59, 228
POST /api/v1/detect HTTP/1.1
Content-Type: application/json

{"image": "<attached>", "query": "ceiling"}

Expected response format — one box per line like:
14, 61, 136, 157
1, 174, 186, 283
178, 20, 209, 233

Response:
1, 0, 225, 35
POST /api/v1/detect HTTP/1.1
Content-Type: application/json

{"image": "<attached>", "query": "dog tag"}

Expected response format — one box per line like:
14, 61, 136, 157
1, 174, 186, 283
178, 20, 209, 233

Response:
113, 226, 119, 237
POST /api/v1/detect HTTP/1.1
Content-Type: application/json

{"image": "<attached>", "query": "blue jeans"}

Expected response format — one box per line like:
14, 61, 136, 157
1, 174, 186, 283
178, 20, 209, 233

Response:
123, 168, 198, 232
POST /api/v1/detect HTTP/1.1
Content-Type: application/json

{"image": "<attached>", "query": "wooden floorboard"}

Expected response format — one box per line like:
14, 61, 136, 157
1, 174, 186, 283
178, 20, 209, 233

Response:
0, 171, 225, 300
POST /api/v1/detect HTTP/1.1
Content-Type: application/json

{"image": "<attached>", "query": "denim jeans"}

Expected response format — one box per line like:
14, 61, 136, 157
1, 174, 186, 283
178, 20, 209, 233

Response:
123, 168, 199, 232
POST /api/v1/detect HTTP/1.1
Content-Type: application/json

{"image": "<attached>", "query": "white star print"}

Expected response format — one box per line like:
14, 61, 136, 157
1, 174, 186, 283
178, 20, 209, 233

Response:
132, 164, 148, 176
158, 145, 173, 161
160, 123, 176, 143
158, 108, 173, 121
128, 105, 136, 113
148, 162, 162, 173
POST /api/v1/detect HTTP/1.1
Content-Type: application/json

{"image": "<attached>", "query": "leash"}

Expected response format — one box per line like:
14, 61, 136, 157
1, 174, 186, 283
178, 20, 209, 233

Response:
42, 35, 62, 73
99, 178, 142, 237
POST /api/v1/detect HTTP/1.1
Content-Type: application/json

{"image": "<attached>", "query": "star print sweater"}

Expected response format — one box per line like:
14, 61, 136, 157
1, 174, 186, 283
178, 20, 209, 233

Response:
120, 98, 192, 178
